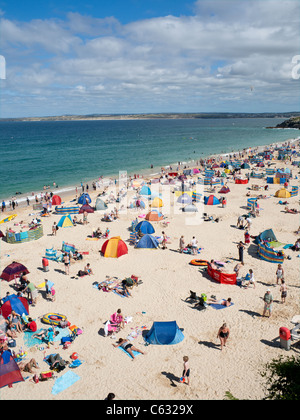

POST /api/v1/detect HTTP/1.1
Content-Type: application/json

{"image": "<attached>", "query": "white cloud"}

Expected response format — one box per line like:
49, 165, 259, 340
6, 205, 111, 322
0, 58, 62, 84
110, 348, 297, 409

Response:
0, 0, 299, 117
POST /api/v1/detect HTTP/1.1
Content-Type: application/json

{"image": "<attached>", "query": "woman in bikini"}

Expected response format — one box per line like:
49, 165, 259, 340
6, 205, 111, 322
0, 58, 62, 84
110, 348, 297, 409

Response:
217, 323, 230, 351
63, 253, 70, 275
113, 338, 145, 360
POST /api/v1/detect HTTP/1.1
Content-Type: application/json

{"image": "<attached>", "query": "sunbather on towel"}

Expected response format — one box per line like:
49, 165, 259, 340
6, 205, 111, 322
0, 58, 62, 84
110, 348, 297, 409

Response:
207, 297, 232, 307
113, 338, 145, 360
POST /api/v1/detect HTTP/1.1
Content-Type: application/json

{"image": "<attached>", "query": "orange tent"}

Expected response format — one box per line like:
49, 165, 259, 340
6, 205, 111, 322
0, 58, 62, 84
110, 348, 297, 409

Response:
145, 211, 164, 221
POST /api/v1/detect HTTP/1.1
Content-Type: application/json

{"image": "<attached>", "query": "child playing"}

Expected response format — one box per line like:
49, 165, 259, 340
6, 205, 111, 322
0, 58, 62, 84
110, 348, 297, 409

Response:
182, 356, 190, 386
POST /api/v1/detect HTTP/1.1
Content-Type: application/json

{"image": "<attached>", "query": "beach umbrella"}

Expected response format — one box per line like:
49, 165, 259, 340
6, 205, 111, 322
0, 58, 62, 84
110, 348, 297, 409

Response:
0, 262, 29, 282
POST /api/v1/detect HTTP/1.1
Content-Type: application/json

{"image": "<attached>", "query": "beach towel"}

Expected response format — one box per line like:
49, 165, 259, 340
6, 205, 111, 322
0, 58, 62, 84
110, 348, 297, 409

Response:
209, 300, 234, 310
69, 359, 83, 368
119, 346, 141, 359
51, 371, 80, 395
283, 244, 293, 249
23, 329, 44, 348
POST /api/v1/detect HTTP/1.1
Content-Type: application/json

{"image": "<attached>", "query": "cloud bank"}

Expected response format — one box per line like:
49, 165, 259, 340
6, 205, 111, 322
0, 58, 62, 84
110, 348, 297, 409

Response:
0, 0, 299, 117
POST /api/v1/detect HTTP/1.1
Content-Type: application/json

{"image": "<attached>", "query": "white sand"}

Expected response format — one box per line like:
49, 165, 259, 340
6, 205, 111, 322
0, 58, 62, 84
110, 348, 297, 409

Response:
0, 142, 299, 400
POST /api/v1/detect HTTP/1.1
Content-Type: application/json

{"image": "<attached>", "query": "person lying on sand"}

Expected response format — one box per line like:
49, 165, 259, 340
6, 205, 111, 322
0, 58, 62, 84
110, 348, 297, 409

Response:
113, 338, 145, 360
207, 297, 232, 307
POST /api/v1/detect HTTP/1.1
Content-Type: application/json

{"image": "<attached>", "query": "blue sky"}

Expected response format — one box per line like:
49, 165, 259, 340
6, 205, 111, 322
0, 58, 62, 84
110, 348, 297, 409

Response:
0, 0, 299, 117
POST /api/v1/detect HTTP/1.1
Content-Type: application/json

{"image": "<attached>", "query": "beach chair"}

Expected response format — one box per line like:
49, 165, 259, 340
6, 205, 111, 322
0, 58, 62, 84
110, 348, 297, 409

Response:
104, 320, 119, 337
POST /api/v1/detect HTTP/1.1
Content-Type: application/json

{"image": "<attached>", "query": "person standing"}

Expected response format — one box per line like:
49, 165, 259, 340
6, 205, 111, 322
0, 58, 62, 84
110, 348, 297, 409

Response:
63, 253, 70, 275
161, 231, 167, 250
179, 235, 185, 253
1, 200, 6, 212
217, 323, 230, 351
280, 279, 287, 304
182, 356, 190, 385
237, 241, 245, 265
262, 289, 273, 317
52, 222, 57, 236
191, 236, 198, 255
276, 264, 284, 285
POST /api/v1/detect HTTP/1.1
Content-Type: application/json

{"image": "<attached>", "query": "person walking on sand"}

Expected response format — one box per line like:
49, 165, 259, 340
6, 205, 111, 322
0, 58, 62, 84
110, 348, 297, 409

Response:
262, 289, 273, 317
179, 235, 185, 253
276, 264, 284, 285
52, 221, 57, 236
182, 356, 190, 385
280, 279, 287, 304
217, 323, 230, 351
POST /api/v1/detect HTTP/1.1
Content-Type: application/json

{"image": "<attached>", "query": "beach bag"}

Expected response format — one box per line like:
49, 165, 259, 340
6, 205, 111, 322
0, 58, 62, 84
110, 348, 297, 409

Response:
59, 320, 69, 328
33, 374, 39, 383
77, 270, 86, 277
8, 339, 16, 348
40, 371, 53, 380
122, 277, 134, 287
61, 336, 72, 344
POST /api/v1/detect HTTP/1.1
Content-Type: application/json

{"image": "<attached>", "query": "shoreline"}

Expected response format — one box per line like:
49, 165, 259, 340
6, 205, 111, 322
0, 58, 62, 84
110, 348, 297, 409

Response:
1, 134, 299, 208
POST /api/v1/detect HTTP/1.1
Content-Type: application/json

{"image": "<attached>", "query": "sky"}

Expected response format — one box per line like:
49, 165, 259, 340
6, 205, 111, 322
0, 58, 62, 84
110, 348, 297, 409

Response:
0, 0, 299, 118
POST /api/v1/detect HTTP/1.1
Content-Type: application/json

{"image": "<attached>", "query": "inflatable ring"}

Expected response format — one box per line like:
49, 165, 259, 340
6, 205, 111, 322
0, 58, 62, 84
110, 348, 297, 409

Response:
41, 313, 67, 326
190, 259, 208, 266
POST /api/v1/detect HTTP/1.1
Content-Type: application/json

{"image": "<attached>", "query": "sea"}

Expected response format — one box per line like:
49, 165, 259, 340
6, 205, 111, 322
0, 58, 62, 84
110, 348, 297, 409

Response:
0, 117, 298, 203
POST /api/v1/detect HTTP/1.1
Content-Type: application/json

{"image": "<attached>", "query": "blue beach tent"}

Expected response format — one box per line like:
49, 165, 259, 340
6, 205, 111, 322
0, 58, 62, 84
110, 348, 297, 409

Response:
78, 193, 91, 205
145, 321, 184, 345
135, 234, 159, 249
134, 221, 155, 235
140, 185, 151, 196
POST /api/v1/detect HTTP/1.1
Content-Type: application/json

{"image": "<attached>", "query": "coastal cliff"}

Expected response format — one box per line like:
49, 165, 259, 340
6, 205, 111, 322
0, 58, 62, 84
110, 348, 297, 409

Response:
275, 116, 300, 129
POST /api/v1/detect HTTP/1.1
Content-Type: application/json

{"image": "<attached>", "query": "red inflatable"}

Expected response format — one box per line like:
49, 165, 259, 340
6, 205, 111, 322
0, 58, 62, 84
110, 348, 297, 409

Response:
206, 263, 237, 285
235, 179, 248, 184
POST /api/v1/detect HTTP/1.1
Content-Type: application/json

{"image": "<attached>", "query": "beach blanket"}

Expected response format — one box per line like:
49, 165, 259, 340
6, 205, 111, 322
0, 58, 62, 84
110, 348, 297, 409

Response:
209, 299, 234, 310
268, 241, 285, 248
23, 327, 69, 348
94, 278, 121, 291
113, 285, 130, 298
283, 244, 293, 249
119, 346, 141, 359
51, 371, 80, 395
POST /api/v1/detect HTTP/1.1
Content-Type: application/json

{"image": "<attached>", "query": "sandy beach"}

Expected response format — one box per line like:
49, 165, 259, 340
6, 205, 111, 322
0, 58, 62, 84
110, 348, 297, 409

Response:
0, 139, 299, 401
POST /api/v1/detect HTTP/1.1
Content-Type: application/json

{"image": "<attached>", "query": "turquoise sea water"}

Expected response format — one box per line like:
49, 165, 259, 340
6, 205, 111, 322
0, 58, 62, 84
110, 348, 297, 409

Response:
0, 118, 298, 201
